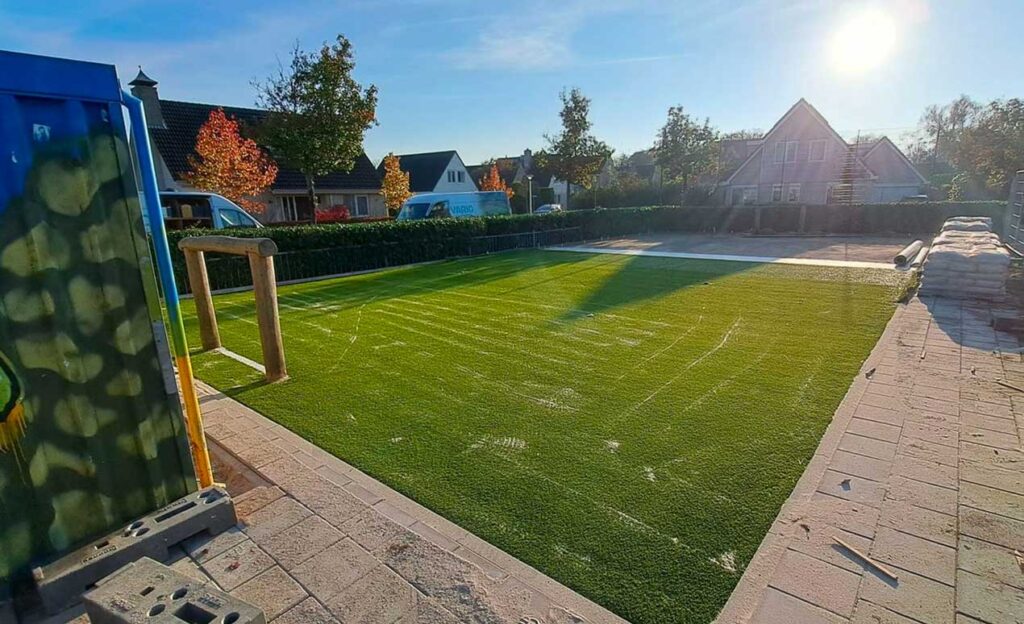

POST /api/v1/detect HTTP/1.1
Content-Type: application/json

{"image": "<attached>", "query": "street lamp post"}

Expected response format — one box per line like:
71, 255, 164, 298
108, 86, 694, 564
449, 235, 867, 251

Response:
527, 174, 534, 214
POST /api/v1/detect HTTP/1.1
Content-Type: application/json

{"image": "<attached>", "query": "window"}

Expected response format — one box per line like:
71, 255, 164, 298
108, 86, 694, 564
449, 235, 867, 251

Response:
219, 209, 252, 228
787, 184, 801, 203
785, 141, 798, 163
771, 184, 783, 202
809, 139, 827, 162
457, 171, 465, 183
774, 143, 785, 164
281, 195, 313, 222
741, 187, 757, 205
447, 171, 456, 183
353, 195, 369, 216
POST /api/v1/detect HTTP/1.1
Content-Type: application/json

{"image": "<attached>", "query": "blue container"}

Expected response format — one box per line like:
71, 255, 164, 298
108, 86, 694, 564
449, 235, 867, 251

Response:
0, 51, 195, 590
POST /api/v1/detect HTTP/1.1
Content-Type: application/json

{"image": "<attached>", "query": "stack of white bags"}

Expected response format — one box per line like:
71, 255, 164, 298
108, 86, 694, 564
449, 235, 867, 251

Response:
920, 217, 1010, 300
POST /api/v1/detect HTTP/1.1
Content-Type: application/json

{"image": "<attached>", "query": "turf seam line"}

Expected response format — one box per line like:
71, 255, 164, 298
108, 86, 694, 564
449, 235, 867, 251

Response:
548, 246, 902, 270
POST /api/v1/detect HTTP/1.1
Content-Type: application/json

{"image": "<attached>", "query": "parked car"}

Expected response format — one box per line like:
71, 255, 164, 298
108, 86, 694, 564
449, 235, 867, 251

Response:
534, 203, 562, 214
160, 192, 262, 230
396, 192, 511, 220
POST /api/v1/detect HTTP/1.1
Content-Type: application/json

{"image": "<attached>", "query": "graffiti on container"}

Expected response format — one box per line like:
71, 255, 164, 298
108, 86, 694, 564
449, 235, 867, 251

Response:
0, 351, 25, 451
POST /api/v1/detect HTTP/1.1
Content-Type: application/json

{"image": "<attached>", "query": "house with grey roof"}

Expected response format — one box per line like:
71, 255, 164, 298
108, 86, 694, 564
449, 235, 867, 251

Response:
128, 69, 385, 224
379, 150, 477, 194
719, 99, 925, 206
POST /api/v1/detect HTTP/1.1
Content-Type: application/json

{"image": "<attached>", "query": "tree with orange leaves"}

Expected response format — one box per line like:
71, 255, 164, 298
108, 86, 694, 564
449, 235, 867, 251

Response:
183, 109, 278, 214
479, 163, 514, 199
381, 153, 412, 215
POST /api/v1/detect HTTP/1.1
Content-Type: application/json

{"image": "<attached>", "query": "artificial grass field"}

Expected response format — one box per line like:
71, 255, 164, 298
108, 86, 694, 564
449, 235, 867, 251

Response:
185, 250, 904, 623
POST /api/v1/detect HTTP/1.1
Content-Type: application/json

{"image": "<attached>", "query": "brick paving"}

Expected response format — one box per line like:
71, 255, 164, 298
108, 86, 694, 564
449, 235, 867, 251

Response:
176, 380, 628, 624
719, 296, 1024, 624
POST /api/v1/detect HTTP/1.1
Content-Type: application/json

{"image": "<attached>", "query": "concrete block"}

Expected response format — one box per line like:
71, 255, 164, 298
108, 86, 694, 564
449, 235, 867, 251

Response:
83, 557, 264, 624
34, 487, 237, 614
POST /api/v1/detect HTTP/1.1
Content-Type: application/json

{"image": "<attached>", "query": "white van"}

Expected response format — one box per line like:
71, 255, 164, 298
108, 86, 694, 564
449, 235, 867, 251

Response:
396, 191, 511, 221
160, 191, 263, 230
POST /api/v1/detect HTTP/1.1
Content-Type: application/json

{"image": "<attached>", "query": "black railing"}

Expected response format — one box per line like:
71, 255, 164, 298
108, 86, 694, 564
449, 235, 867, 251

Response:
180, 227, 584, 294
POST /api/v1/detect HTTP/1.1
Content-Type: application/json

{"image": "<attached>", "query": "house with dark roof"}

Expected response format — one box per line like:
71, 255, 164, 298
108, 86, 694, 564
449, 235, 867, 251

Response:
128, 69, 385, 223
379, 151, 477, 194
719, 99, 925, 206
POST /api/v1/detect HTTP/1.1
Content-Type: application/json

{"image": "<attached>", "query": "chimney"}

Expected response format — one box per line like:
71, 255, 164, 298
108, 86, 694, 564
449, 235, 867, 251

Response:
522, 148, 533, 171
128, 67, 165, 129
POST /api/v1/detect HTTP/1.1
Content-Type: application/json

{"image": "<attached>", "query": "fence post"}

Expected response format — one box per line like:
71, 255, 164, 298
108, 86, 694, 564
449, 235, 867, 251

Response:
799, 205, 807, 234
754, 206, 762, 233
248, 253, 287, 382
183, 249, 221, 351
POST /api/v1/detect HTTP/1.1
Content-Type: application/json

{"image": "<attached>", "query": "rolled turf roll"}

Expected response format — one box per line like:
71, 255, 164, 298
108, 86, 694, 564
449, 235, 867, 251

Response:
895, 240, 924, 266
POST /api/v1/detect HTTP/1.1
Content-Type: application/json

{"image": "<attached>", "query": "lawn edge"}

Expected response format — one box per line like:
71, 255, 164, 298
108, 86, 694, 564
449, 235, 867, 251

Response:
713, 301, 907, 624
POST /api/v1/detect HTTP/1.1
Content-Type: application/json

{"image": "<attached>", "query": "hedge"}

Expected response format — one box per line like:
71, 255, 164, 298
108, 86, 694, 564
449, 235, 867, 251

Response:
166, 201, 1006, 294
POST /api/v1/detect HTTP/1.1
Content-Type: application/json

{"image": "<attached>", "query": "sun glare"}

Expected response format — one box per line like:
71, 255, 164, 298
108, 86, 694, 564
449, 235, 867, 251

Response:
828, 8, 899, 74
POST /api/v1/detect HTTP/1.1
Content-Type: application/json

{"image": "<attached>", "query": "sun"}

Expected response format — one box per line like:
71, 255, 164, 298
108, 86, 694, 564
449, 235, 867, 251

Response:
828, 7, 899, 74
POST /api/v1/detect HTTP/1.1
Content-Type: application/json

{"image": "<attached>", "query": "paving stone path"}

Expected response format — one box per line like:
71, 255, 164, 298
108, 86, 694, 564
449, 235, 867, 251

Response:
719, 296, 1024, 624
173, 380, 628, 624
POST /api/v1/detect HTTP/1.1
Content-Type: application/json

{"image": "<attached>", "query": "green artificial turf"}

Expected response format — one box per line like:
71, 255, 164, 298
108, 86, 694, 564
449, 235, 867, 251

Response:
184, 250, 903, 623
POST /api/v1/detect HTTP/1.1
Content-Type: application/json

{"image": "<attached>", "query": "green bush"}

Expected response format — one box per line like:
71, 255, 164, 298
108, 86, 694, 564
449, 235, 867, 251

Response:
166, 201, 1007, 293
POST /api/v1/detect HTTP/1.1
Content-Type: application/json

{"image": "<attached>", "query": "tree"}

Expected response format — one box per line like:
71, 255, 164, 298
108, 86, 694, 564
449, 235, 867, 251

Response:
654, 106, 718, 195
255, 35, 378, 211
910, 95, 1024, 198
479, 164, 514, 199
182, 109, 278, 214
542, 88, 610, 208
380, 153, 412, 215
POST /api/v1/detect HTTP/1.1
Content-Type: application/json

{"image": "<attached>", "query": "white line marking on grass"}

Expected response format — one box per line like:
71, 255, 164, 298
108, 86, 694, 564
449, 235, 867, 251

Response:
547, 246, 899, 270
454, 364, 577, 411
616, 313, 705, 380
631, 317, 742, 411
213, 347, 266, 374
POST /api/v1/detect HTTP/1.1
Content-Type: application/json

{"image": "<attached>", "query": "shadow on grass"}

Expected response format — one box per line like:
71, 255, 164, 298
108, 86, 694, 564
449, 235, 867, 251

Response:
275, 249, 596, 312
556, 243, 757, 322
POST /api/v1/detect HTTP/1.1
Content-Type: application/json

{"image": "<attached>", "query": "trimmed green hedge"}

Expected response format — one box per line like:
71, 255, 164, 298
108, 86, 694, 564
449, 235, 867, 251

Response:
166, 201, 1006, 293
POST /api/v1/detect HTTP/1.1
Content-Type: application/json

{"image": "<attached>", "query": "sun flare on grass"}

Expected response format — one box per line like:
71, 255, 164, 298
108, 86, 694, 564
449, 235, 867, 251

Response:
828, 7, 899, 74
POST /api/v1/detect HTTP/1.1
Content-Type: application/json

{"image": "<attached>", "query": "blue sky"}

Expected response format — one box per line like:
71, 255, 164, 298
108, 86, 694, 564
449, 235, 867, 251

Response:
2, 0, 1020, 165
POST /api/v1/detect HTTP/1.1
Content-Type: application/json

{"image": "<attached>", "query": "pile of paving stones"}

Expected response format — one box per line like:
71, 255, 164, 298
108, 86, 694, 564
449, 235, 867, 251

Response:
920, 217, 1011, 300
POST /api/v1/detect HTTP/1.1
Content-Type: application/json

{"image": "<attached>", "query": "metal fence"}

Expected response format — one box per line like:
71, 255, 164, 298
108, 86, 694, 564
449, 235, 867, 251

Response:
191, 226, 585, 294
1008, 171, 1024, 255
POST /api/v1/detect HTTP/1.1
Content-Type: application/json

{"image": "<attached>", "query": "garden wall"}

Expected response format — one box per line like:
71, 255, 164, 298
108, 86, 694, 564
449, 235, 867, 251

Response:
167, 201, 1007, 294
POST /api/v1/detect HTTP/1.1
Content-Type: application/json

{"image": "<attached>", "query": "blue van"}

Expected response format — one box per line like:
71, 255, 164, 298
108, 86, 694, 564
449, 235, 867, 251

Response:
397, 191, 511, 220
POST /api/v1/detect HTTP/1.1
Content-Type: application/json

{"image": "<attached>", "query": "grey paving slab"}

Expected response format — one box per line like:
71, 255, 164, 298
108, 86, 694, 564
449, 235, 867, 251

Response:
233, 565, 308, 620
960, 482, 1024, 522
291, 538, 379, 602
955, 570, 1024, 624
959, 506, 1024, 550
750, 588, 848, 624
242, 496, 313, 541
957, 536, 1024, 591
869, 527, 956, 586
261, 514, 344, 570
890, 455, 958, 490
884, 476, 958, 516
325, 564, 419, 624
859, 566, 954, 624
274, 597, 340, 624
850, 601, 924, 624
768, 550, 861, 617
202, 540, 276, 591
